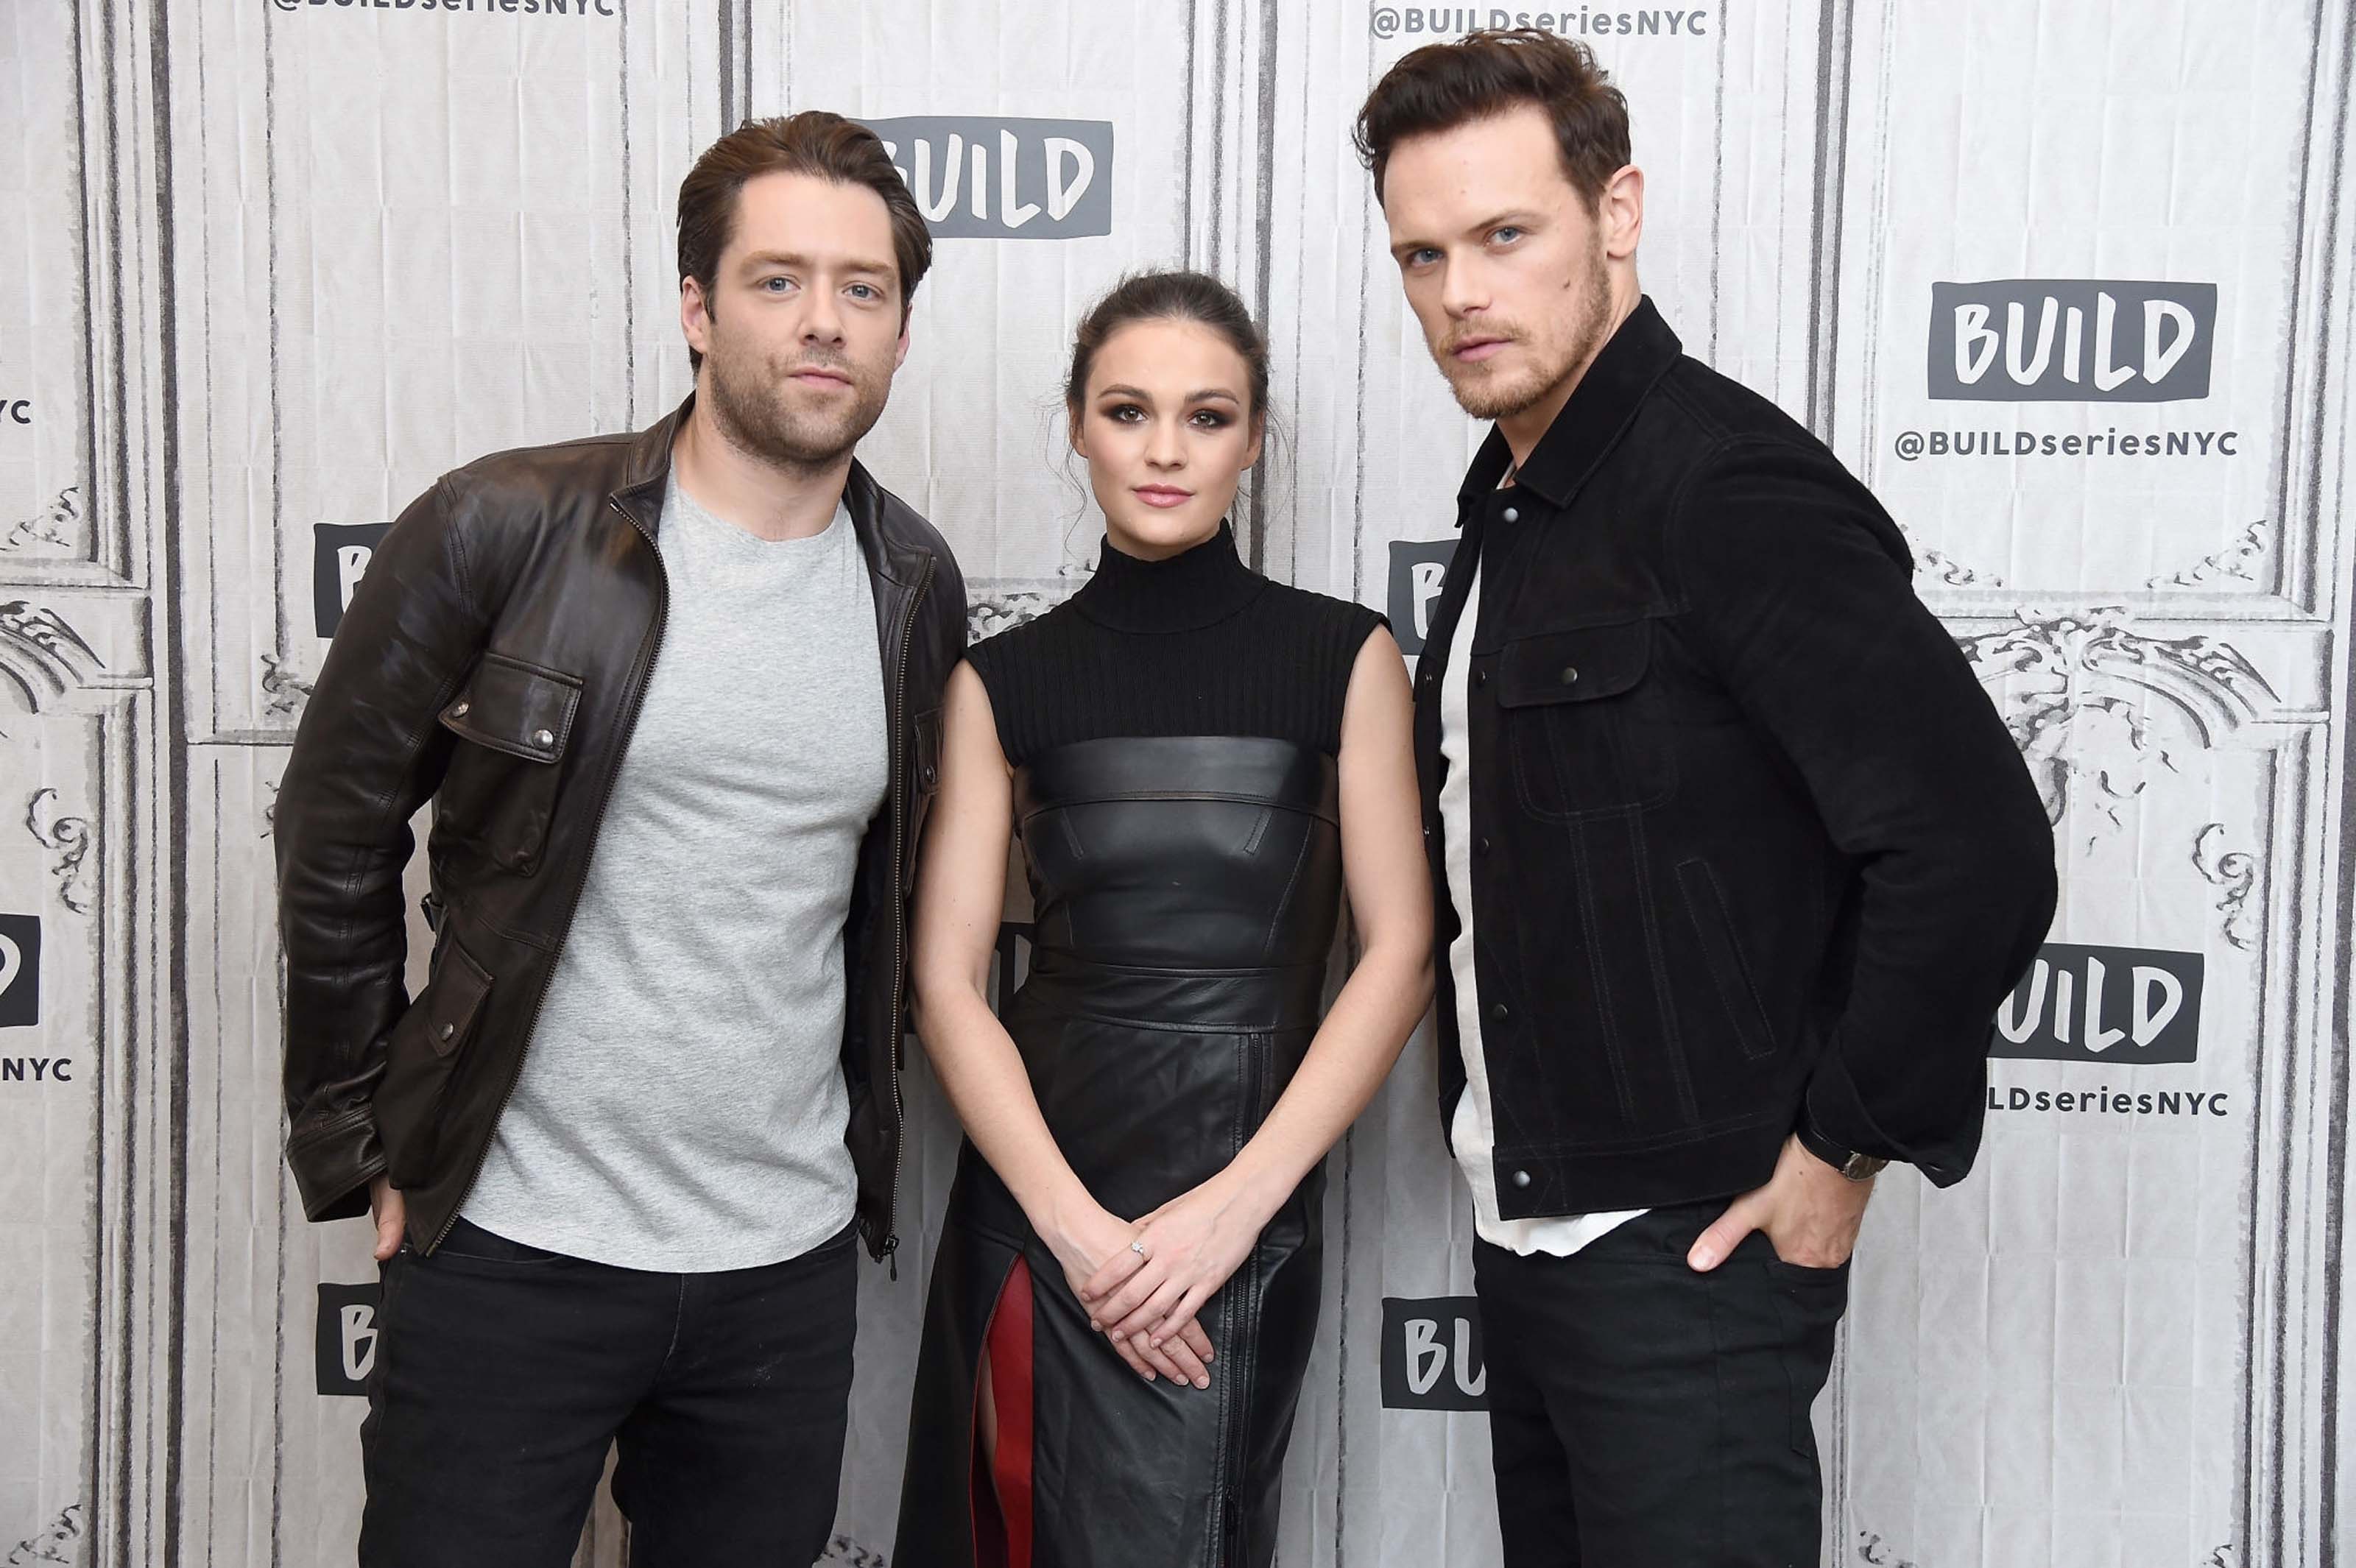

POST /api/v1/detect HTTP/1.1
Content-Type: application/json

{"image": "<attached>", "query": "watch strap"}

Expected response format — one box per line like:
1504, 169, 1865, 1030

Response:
1796, 1118, 1886, 1180
1795, 1117, 1855, 1173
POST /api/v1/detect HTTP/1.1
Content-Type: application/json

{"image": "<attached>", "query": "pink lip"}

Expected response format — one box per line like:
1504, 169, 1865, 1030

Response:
1134, 486, 1194, 509
1453, 337, 1510, 362
788, 367, 852, 388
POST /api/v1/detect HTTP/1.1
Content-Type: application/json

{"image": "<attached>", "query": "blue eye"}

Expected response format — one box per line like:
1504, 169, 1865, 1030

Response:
849, 283, 880, 301
762, 276, 794, 293
1491, 227, 1523, 244
1408, 247, 1441, 267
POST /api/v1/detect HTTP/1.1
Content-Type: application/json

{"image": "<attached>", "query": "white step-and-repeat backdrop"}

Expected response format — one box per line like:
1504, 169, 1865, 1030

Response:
3, 2, 2351, 1564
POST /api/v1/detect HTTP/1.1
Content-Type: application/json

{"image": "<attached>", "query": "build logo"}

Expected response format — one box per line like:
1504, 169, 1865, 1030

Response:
1380, 1295, 1486, 1411
1928, 280, 2216, 403
0, 913, 39, 1028
317, 1282, 381, 1395
1990, 942, 2203, 1064
1386, 540, 1459, 657
314, 523, 392, 638
860, 118, 1113, 241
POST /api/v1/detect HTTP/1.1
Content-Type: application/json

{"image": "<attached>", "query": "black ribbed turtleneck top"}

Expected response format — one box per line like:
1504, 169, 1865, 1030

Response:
965, 522, 1387, 769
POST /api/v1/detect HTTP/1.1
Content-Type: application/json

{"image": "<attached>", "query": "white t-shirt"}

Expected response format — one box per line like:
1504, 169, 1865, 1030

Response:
1439, 541, 1646, 1257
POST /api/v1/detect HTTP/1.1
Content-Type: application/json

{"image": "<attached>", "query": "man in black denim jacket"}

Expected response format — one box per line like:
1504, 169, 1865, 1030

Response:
1358, 31, 2056, 1565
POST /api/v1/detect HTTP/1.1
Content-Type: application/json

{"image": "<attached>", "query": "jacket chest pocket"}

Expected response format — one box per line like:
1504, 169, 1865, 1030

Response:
433, 653, 582, 874
1495, 621, 1676, 819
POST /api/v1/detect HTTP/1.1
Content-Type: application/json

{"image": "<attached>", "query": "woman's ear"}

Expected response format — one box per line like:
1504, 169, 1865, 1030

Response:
1068, 405, 1089, 459
1243, 412, 1266, 472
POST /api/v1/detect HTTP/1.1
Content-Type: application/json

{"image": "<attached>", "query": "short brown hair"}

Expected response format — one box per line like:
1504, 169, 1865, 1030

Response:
1065, 270, 1270, 418
1353, 28, 1630, 210
675, 111, 933, 371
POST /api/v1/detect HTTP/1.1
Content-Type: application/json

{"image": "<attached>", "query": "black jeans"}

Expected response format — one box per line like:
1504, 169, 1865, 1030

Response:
1472, 1201, 1849, 1567
358, 1217, 858, 1568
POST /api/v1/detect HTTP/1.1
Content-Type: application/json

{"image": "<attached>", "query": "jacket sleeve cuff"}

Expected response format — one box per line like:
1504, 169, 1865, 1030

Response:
1803, 1044, 1981, 1189
285, 1104, 388, 1223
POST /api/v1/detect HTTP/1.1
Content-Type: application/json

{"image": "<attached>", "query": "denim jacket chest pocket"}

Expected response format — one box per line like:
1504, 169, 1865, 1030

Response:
1493, 620, 1677, 819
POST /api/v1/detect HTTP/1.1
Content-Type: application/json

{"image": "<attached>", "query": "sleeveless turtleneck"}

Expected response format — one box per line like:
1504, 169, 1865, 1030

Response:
966, 522, 1386, 769
1067, 519, 1268, 632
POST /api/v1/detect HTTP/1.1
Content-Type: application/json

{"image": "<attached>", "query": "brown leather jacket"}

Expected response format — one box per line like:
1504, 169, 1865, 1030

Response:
275, 396, 966, 1261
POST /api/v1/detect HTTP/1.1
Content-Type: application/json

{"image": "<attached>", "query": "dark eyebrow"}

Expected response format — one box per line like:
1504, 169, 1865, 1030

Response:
1095, 384, 1242, 405
1388, 209, 1545, 260
737, 249, 898, 282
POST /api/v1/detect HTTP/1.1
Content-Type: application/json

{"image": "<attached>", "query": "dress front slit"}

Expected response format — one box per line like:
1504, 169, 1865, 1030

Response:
978, 1255, 1036, 1568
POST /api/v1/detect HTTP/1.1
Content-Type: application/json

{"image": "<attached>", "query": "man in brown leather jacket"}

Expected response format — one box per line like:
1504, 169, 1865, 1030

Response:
274, 112, 965, 1567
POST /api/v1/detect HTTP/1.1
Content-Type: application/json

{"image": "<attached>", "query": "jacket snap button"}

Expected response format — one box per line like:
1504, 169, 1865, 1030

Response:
1491, 1002, 1509, 1022
1477, 836, 1491, 855
1512, 1169, 1532, 1188
1500, 506, 1520, 523
451, 702, 470, 719
1473, 668, 1488, 688
533, 728, 555, 748
437, 1022, 456, 1042
1559, 665, 1580, 686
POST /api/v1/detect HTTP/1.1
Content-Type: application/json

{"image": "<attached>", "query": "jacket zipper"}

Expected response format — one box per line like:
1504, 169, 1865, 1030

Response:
427, 495, 670, 1254
877, 551, 937, 1278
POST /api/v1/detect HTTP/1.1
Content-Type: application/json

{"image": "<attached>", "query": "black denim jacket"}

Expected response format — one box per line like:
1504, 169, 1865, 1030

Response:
1414, 297, 2056, 1217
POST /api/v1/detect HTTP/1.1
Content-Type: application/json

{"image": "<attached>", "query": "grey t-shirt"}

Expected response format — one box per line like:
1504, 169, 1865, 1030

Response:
462, 474, 887, 1271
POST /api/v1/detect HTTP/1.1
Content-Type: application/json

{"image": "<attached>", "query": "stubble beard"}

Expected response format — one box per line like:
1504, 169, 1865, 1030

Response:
703, 328, 892, 474
1439, 242, 1615, 423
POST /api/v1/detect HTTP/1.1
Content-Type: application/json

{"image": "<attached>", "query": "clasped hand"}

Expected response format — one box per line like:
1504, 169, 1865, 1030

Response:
1049, 1179, 1263, 1391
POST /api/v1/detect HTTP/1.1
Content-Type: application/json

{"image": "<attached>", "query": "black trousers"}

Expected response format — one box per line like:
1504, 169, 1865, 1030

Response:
1473, 1201, 1849, 1567
358, 1217, 858, 1568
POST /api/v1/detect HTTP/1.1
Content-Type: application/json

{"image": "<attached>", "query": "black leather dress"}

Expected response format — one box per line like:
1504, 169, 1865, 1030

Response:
895, 526, 1380, 1568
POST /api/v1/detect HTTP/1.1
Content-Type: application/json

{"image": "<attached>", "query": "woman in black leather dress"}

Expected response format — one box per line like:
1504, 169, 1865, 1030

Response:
895, 272, 1433, 1568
